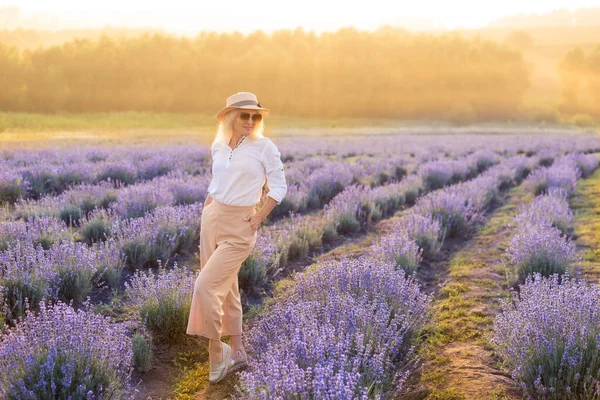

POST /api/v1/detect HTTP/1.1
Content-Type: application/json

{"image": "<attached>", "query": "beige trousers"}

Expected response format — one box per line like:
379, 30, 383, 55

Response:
186, 199, 257, 340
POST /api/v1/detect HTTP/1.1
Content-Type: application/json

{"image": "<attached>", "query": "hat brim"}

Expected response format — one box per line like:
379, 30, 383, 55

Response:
216, 105, 271, 121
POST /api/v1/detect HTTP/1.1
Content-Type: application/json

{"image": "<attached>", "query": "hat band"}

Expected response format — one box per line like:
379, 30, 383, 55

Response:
228, 99, 258, 107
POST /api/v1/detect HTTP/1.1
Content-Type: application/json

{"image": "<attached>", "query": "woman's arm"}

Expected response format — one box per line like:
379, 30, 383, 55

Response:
245, 196, 277, 232
244, 139, 287, 233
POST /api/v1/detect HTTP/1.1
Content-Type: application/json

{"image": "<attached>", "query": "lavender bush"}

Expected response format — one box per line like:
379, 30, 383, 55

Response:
237, 257, 429, 399
0, 299, 133, 399
491, 274, 600, 399
124, 263, 195, 344
515, 189, 574, 235
525, 162, 581, 197
572, 153, 599, 177
131, 333, 153, 373
0, 240, 60, 323
115, 203, 201, 269
0, 216, 71, 252
0, 237, 124, 324
392, 214, 442, 259
506, 221, 581, 283
371, 235, 423, 274
413, 188, 482, 238
0, 168, 31, 204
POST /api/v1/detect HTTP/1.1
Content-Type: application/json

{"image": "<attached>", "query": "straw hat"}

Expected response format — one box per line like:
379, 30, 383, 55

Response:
216, 92, 271, 121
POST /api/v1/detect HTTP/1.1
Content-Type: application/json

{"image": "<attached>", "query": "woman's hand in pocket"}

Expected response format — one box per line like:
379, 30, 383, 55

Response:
243, 213, 265, 233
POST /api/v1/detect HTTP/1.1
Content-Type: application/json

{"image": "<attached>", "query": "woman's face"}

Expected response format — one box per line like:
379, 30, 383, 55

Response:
232, 109, 262, 136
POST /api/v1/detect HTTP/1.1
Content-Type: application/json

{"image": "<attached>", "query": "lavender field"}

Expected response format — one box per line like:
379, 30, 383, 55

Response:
1, 130, 600, 399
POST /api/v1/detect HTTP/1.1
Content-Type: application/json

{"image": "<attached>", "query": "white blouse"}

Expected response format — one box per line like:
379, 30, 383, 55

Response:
207, 136, 287, 206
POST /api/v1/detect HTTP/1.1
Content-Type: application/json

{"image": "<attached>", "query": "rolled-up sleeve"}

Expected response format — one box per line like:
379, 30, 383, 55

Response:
207, 143, 219, 194
261, 140, 287, 204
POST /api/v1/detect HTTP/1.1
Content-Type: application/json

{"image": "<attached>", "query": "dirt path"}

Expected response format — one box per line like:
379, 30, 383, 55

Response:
396, 186, 530, 400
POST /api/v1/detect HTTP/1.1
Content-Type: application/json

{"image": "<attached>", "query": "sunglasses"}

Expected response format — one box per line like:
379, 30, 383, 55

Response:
239, 112, 263, 123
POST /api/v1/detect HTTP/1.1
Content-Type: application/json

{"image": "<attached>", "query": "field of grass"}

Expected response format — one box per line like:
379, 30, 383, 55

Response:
1, 112, 597, 149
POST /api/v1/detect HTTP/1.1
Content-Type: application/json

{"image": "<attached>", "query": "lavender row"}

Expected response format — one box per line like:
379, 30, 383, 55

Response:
273, 132, 600, 160
7, 153, 408, 225
0, 237, 126, 324
10, 170, 211, 222
492, 152, 600, 399
0, 203, 202, 325
372, 154, 541, 276
236, 257, 430, 399
0, 145, 211, 203
243, 150, 511, 288
234, 150, 537, 397
0, 146, 408, 208
0, 299, 134, 399
492, 274, 600, 400
3, 133, 598, 205
506, 153, 598, 283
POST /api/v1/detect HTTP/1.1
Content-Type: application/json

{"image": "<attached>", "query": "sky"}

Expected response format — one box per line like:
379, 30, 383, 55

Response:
2, 0, 600, 34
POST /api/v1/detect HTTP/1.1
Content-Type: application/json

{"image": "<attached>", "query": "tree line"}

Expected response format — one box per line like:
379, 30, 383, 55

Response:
0, 27, 532, 121
559, 45, 600, 119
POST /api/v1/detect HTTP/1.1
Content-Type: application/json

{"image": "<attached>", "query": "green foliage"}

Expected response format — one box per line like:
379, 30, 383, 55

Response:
121, 239, 152, 269
321, 222, 339, 243
336, 213, 361, 235
287, 226, 322, 261
132, 333, 153, 372
140, 296, 191, 344
0, 276, 47, 323
95, 167, 136, 185
558, 45, 600, 118
35, 234, 58, 250
239, 254, 267, 294
59, 204, 83, 226
81, 216, 111, 245
99, 192, 118, 209
56, 263, 95, 303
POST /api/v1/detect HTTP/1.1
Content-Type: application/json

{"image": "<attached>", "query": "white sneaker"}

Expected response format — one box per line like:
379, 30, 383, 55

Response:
209, 342, 232, 383
229, 348, 248, 372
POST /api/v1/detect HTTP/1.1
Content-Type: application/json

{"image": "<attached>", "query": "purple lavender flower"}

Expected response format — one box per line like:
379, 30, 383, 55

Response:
506, 221, 581, 283
370, 235, 423, 274
0, 216, 70, 252
0, 299, 133, 399
491, 274, 600, 399
392, 214, 442, 258
515, 189, 574, 235
113, 203, 202, 269
525, 162, 581, 197
124, 262, 195, 344
237, 257, 429, 399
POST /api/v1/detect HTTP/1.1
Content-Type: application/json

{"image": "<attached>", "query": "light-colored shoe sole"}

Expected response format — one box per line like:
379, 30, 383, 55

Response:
228, 359, 248, 373
209, 368, 228, 384
209, 344, 231, 384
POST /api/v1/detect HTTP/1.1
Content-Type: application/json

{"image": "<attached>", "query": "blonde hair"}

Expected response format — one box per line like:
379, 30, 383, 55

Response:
212, 109, 265, 146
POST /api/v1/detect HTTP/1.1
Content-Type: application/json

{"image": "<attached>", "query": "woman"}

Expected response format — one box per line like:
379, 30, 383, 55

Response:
186, 92, 287, 384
